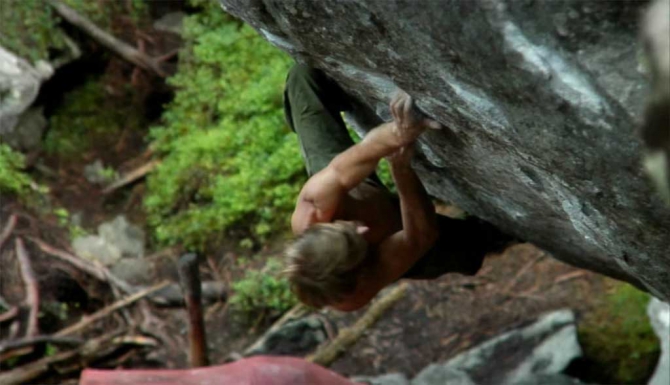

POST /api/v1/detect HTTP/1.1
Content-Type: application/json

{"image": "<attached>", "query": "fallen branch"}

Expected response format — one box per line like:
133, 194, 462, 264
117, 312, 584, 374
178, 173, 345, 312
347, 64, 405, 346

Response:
0, 306, 19, 323
307, 283, 408, 367
48, 0, 166, 77
15, 238, 40, 337
0, 294, 11, 311
0, 214, 17, 251
26, 237, 135, 297
501, 252, 546, 294
554, 270, 588, 284
150, 281, 227, 307
102, 159, 160, 195
55, 281, 169, 337
26, 236, 106, 281
0, 329, 125, 385
0, 336, 82, 355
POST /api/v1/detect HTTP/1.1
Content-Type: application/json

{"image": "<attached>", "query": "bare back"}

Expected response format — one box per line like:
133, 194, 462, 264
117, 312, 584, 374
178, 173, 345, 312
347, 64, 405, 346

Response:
336, 181, 402, 245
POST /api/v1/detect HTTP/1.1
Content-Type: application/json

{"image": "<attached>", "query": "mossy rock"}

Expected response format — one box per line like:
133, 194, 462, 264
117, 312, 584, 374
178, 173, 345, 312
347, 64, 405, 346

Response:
575, 282, 660, 384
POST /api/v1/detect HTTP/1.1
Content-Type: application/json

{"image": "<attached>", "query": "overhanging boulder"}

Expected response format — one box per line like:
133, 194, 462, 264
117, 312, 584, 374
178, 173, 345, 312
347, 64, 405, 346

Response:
220, 0, 670, 299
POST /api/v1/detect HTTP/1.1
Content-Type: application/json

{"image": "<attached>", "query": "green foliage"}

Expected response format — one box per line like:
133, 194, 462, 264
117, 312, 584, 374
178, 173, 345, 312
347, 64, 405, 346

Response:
578, 283, 660, 384
53, 207, 88, 239
0, 0, 146, 63
45, 80, 143, 157
45, 343, 58, 357
0, 144, 34, 198
0, 0, 66, 62
230, 258, 297, 321
62, 0, 147, 28
144, 2, 304, 250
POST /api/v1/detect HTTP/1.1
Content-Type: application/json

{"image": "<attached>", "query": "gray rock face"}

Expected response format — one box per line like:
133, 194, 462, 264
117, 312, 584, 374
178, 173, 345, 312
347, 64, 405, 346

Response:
647, 298, 670, 385
221, 0, 670, 299
0, 47, 52, 149
410, 310, 581, 385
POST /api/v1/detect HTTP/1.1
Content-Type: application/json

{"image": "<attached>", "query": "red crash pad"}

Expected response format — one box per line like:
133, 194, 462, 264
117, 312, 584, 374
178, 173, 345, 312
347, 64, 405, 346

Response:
80, 356, 359, 385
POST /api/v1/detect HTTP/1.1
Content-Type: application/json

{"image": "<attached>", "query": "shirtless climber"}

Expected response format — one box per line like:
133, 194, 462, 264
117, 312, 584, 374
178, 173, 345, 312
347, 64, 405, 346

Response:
283, 65, 513, 311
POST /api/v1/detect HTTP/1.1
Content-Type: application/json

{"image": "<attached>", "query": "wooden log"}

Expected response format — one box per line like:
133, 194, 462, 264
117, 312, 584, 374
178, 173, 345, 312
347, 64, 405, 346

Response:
15, 238, 40, 337
55, 281, 169, 337
307, 283, 408, 367
48, 0, 166, 77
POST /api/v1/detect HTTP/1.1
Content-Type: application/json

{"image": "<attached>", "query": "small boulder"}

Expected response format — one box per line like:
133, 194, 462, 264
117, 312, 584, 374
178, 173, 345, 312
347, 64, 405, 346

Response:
110, 257, 152, 285
98, 215, 144, 259
72, 215, 145, 267
412, 310, 581, 385
245, 316, 327, 357
72, 235, 122, 266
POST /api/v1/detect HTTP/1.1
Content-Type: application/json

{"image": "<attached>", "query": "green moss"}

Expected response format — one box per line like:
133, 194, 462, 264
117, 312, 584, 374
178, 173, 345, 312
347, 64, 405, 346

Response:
0, 143, 35, 198
45, 80, 144, 158
230, 258, 297, 322
577, 283, 660, 384
144, 1, 305, 251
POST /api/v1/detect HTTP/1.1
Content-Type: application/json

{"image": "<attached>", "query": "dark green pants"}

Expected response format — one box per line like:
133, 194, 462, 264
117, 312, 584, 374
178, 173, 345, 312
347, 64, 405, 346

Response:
284, 64, 512, 278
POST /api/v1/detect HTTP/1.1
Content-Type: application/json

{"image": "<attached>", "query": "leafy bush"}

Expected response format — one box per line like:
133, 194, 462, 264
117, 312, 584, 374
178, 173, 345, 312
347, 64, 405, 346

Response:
0, 144, 34, 198
0, 0, 66, 63
230, 258, 297, 321
144, 2, 304, 251
577, 283, 660, 384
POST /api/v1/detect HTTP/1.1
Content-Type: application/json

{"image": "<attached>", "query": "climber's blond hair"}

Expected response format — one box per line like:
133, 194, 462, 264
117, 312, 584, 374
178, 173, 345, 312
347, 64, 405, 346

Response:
284, 221, 368, 308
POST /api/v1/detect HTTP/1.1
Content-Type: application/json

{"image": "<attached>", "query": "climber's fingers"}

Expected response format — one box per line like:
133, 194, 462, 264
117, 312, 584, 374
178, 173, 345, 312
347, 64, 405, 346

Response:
402, 94, 413, 122
390, 91, 405, 121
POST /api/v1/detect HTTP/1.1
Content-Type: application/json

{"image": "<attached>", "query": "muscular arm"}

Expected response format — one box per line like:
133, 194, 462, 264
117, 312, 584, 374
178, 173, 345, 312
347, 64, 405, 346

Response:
291, 121, 406, 234
292, 91, 438, 235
